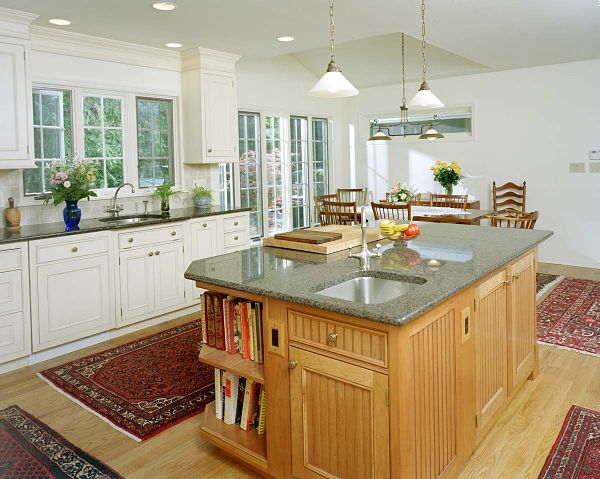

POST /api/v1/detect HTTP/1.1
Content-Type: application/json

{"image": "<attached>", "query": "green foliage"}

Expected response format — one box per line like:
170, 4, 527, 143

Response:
152, 183, 182, 201
431, 161, 463, 190
192, 186, 213, 199
42, 157, 98, 205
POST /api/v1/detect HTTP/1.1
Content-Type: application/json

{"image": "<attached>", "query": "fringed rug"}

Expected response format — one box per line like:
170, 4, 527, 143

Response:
536, 273, 564, 299
538, 405, 600, 478
0, 405, 123, 478
38, 320, 214, 441
537, 277, 600, 357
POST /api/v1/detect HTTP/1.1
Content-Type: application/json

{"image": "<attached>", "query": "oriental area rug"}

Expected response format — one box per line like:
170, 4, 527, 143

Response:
536, 273, 563, 299
0, 405, 123, 478
538, 405, 600, 479
537, 277, 600, 357
38, 320, 214, 441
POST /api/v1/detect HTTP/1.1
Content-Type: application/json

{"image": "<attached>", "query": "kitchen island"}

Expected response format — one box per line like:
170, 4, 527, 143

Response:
185, 222, 552, 479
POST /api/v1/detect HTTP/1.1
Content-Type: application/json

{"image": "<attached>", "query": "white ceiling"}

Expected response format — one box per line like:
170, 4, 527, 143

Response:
2, 0, 600, 84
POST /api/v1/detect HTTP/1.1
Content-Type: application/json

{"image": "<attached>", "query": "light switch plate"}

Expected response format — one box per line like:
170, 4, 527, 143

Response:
569, 162, 586, 173
590, 149, 600, 160
590, 162, 600, 173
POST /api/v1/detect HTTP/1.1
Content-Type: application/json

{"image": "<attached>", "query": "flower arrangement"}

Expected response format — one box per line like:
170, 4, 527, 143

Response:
431, 160, 463, 195
388, 182, 417, 203
43, 157, 98, 205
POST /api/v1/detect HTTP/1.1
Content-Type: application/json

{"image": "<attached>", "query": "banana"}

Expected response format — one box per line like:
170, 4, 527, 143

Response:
393, 224, 409, 232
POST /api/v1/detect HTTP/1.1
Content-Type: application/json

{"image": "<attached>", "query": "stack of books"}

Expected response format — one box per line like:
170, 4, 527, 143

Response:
214, 370, 266, 434
200, 293, 264, 363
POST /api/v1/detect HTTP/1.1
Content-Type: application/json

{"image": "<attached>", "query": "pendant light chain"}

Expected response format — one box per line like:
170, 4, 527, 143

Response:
401, 32, 406, 105
420, 0, 427, 83
329, 0, 336, 62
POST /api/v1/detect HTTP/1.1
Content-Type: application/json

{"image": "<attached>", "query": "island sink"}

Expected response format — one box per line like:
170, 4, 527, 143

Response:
316, 273, 425, 305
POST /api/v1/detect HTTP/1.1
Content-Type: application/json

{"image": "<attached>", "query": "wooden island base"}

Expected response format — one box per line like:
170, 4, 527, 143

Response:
195, 248, 538, 479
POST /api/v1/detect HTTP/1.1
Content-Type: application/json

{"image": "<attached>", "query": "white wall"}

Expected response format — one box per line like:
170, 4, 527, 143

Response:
344, 59, 600, 268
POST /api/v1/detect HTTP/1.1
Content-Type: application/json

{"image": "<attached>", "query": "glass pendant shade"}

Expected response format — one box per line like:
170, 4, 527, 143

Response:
409, 82, 444, 108
309, 63, 359, 98
368, 129, 392, 141
419, 127, 444, 141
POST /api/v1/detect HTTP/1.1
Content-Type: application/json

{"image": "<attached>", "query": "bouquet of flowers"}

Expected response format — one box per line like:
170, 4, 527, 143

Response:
388, 182, 416, 203
43, 157, 98, 205
431, 160, 463, 195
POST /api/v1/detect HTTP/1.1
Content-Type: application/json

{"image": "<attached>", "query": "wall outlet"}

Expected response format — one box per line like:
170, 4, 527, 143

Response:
589, 162, 600, 173
589, 149, 600, 160
569, 162, 586, 173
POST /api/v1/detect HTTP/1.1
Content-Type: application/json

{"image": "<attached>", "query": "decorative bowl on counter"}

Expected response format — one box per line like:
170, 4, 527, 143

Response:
379, 220, 421, 242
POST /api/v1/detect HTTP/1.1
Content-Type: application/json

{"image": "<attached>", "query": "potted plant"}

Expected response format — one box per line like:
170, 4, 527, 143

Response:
388, 182, 416, 204
192, 186, 213, 208
152, 183, 182, 213
431, 160, 464, 195
42, 157, 98, 231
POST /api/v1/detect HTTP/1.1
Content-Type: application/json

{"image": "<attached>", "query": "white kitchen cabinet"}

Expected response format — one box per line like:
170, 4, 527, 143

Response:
182, 48, 240, 164
118, 225, 186, 326
30, 233, 114, 352
189, 218, 219, 300
0, 242, 30, 364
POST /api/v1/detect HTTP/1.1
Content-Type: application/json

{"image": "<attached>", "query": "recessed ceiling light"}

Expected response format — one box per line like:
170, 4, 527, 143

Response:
152, 2, 177, 11
48, 18, 71, 26
277, 36, 295, 42
165, 42, 182, 48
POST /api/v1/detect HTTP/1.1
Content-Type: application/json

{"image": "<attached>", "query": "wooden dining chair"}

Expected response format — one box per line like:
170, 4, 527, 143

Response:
337, 188, 368, 206
487, 211, 539, 229
492, 181, 526, 214
322, 200, 358, 225
430, 194, 469, 209
371, 201, 412, 221
313, 193, 337, 225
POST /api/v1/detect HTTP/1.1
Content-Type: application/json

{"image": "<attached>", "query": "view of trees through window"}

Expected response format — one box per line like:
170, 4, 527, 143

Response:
219, 162, 235, 211
238, 112, 263, 238
265, 116, 285, 235
83, 95, 124, 188
291, 116, 309, 229
136, 98, 174, 187
23, 89, 73, 195
312, 118, 329, 219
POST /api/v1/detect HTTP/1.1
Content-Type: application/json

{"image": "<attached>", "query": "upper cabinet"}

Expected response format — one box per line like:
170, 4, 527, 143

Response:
0, 7, 37, 169
182, 47, 241, 164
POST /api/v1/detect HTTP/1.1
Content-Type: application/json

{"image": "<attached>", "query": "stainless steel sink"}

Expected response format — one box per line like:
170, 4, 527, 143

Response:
98, 214, 163, 225
316, 275, 421, 305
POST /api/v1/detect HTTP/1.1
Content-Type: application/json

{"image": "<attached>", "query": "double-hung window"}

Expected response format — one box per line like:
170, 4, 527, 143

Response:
264, 116, 285, 235
83, 95, 124, 189
238, 112, 262, 237
290, 116, 310, 229
23, 88, 73, 195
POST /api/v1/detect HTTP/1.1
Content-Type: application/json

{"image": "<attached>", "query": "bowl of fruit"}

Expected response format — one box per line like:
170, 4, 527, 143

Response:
379, 220, 421, 244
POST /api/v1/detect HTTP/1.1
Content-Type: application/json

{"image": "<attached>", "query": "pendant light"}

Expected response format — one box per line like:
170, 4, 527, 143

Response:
408, 0, 444, 108
309, 0, 358, 98
419, 115, 445, 140
368, 125, 392, 141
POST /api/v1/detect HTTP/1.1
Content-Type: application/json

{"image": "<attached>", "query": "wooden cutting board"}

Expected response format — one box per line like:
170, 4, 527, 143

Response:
263, 225, 384, 255
274, 230, 343, 244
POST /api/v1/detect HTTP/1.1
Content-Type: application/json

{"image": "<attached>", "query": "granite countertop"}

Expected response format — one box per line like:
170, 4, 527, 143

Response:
185, 222, 552, 326
0, 206, 251, 245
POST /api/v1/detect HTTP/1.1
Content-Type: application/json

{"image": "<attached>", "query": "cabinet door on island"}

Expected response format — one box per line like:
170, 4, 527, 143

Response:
289, 346, 390, 479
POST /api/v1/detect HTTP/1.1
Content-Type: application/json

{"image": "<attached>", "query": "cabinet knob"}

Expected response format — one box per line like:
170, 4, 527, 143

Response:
288, 360, 298, 369
234, 221, 239, 226
234, 235, 239, 241
327, 332, 338, 344
128, 238, 134, 243
155, 251, 160, 256
208, 148, 213, 153
202, 223, 207, 227
148, 252, 154, 257
171, 231, 177, 236
512, 272, 520, 280
71, 246, 78, 253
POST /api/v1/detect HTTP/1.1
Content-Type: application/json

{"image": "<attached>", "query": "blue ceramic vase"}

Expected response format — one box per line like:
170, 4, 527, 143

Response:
63, 200, 81, 231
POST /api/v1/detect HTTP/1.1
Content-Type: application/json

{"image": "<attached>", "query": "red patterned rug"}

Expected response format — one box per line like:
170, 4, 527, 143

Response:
537, 273, 563, 298
538, 405, 600, 478
38, 320, 214, 441
0, 405, 123, 478
537, 277, 600, 357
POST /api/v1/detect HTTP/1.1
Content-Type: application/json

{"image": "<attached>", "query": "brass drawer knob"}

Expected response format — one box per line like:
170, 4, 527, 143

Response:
288, 360, 298, 369
71, 246, 78, 253
208, 148, 213, 153
155, 251, 160, 256
128, 238, 134, 243
148, 252, 154, 257
234, 235, 239, 241
171, 231, 177, 236
202, 223, 207, 227
234, 221, 239, 226
327, 332, 338, 343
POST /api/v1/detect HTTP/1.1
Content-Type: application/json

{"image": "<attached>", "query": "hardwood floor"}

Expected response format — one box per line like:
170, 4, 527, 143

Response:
1, 264, 598, 478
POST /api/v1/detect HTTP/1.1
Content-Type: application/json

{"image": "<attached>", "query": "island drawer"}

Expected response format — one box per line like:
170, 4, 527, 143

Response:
118, 224, 183, 249
288, 310, 388, 368
223, 214, 248, 232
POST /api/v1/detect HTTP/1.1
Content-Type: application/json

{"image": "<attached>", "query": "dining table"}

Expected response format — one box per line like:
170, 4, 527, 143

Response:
411, 206, 493, 225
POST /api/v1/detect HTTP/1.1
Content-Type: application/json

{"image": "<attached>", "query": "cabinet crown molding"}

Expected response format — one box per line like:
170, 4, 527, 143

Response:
0, 7, 38, 38
182, 47, 241, 73
30, 25, 182, 72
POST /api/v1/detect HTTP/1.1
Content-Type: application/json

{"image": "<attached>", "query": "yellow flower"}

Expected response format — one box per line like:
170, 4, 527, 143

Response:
440, 161, 448, 169
452, 166, 462, 174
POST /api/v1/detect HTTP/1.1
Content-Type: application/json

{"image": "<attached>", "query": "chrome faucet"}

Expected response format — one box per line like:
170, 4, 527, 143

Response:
105, 183, 135, 217
348, 206, 381, 270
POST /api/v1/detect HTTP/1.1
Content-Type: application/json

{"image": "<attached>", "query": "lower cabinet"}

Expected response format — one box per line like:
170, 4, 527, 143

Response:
289, 346, 390, 479
33, 254, 112, 352
190, 218, 219, 300
119, 242, 185, 325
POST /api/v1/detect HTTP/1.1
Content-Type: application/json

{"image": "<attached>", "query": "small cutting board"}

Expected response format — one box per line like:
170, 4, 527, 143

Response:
274, 230, 343, 244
